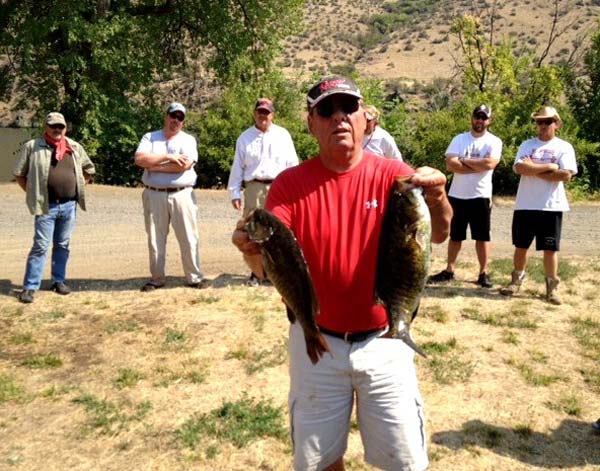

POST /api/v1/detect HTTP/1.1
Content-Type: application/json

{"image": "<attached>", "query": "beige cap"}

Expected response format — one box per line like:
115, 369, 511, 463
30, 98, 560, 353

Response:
46, 112, 66, 126
531, 106, 561, 122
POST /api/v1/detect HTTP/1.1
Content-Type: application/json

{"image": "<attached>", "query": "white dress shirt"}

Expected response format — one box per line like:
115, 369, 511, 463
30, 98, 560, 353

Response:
227, 123, 298, 200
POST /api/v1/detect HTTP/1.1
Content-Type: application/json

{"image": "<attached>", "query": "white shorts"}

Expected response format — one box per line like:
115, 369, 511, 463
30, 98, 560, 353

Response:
288, 322, 429, 471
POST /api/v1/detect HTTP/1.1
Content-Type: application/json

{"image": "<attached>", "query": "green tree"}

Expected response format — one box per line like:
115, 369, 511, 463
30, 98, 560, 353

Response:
0, 0, 304, 185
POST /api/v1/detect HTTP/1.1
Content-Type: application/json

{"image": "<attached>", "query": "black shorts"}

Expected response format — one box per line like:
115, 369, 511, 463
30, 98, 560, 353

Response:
449, 197, 492, 242
512, 210, 563, 251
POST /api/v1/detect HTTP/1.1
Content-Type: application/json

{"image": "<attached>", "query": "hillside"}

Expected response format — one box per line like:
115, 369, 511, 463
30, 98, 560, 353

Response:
280, 0, 600, 83
1, 0, 599, 127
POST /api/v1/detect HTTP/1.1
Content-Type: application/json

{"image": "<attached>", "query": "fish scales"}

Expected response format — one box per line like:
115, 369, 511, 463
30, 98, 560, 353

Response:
375, 177, 431, 357
245, 208, 330, 364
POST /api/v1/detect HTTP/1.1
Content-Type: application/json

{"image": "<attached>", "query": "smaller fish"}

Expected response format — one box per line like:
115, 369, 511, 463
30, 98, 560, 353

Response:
245, 208, 330, 365
375, 176, 431, 357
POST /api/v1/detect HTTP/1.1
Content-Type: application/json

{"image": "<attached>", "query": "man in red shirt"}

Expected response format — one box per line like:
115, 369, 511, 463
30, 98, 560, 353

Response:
233, 75, 451, 471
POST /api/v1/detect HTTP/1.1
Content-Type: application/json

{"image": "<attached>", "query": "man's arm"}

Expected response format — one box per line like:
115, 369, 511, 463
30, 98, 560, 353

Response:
145, 158, 193, 173
536, 169, 575, 182
15, 176, 27, 192
447, 155, 498, 174
514, 157, 559, 176
134, 151, 190, 170
232, 218, 265, 277
227, 139, 245, 209
410, 166, 452, 244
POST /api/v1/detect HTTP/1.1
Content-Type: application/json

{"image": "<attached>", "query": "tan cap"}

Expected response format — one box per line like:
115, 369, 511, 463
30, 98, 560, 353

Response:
46, 112, 66, 126
364, 105, 380, 122
531, 106, 561, 122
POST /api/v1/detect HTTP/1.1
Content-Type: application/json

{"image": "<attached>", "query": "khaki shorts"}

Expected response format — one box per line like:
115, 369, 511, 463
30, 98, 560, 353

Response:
288, 322, 429, 471
242, 180, 271, 217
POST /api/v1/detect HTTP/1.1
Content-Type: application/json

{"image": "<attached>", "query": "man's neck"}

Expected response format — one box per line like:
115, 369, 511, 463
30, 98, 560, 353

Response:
320, 148, 363, 173
255, 124, 270, 133
164, 129, 179, 140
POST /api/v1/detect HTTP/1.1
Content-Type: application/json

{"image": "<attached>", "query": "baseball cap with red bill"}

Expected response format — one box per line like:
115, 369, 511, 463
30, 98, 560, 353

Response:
306, 75, 362, 109
255, 98, 275, 113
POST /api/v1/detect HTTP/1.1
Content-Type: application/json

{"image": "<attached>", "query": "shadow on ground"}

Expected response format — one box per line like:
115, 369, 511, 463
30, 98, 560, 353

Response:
0, 273, 257, 298
432, 418, 600, 468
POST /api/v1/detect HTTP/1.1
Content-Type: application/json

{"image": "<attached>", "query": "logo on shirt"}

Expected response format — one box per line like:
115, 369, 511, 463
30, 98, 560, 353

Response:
365, 199, 378, 210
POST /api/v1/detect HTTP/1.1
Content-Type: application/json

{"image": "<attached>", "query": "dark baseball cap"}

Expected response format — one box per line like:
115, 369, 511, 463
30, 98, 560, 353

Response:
472, 105, 492, 119
255, 98, 275, 113
306, 75, 362, 109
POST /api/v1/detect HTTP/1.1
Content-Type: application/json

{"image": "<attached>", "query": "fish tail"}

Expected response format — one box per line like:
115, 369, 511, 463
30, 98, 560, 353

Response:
306, 332, 331, 365
398, 329, 427, 358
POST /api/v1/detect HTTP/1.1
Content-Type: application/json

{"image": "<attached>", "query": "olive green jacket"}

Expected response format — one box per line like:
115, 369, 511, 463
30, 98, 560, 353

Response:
13, 136, 96, 215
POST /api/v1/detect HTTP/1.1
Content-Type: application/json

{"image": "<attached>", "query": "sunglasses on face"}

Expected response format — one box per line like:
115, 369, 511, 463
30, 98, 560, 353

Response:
48, 124, 66, 130
169, 112, 185, 122
315, 97, 360, 118
256, 109, 272, 116
473, 114, 489, 120
535, 118, 555, 126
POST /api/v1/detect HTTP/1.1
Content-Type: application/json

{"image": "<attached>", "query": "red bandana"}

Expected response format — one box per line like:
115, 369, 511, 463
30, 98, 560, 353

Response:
44, 132, 73, 161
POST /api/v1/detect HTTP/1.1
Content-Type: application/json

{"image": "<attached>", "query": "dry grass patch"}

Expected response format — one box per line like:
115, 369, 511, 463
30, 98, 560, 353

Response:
1, 256, 599, 469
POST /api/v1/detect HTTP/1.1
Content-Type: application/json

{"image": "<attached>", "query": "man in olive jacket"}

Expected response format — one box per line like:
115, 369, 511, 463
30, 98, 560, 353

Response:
13, 112, 95, 303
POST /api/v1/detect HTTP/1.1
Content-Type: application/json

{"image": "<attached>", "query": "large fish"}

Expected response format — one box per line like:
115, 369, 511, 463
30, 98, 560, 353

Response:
375, 176, 431, 357
245, 208, 330, 365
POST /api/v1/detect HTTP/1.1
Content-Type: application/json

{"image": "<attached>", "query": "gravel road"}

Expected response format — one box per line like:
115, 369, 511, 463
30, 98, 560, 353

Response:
1, 183, 598, 292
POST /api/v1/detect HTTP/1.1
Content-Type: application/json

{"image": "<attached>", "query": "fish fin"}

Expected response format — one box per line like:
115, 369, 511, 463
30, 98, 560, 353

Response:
285, 305, 296, 324
306, 332, 331, 365
397, 329, 427, 358
411, 302, 420, 322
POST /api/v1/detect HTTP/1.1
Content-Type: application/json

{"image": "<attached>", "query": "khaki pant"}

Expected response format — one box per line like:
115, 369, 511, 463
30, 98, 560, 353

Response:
242, 180, 271, 217
142, 187, 204, 285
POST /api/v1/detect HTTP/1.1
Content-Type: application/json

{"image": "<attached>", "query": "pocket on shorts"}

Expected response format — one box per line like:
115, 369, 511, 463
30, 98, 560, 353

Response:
288, 397, 296, 454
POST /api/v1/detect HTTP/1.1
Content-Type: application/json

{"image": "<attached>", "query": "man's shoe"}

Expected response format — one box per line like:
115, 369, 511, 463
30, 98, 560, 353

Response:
188, 279, 210, 289
18, 289, 35, 304
52, 282, 71, 295
500, 270, 526, 296
545, 277, 562, 305
476, 272, 493, 288
246, 273, 260, 287
140, 282, 163, 292
428, 270, 454, 283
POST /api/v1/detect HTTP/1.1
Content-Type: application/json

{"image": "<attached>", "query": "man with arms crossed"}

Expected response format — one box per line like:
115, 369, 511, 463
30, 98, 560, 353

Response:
428, 105, 502, 288
135, 102, 208, 291
233, 75, 452, 471
500, 106, 577, 305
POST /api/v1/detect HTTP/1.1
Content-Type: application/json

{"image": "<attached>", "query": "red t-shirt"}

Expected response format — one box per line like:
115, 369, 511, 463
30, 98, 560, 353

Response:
266, 152, 414, 332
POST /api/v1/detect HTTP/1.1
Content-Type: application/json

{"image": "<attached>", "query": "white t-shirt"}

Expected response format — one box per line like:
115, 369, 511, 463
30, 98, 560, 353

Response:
446, 131, 502, 199
514, 136, 577, 211
362, 126, 403, 161
136, 130, 198, 187
227, 123, 298, 200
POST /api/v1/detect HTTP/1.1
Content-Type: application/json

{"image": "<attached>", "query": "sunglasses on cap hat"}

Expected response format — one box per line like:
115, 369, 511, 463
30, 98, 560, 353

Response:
315, 96, 360, 118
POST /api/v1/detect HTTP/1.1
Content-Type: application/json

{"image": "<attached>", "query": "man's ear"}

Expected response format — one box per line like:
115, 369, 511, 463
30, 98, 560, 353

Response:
307, 112, 314, 135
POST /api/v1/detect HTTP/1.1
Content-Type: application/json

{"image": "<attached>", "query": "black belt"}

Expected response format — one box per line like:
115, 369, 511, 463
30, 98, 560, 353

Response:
319, 326, 385, 343
49, 197, 76, 204
144, 185, 192, 193
248, 179, 274, 184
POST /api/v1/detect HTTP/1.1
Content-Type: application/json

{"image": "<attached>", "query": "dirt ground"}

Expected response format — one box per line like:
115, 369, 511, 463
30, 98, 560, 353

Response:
1, 183, 599, 292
